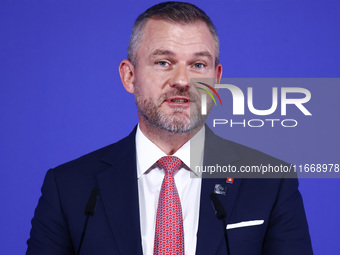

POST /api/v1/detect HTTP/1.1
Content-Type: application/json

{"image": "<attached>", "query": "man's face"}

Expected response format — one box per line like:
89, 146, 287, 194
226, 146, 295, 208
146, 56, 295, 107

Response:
132, 19, 222, 133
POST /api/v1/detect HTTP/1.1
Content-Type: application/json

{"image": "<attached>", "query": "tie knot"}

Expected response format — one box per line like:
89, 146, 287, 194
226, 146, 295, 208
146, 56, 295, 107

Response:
157, 156, 182, 176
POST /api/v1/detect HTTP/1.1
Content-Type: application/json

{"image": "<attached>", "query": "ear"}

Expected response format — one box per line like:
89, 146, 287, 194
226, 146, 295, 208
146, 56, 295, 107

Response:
215, 63, 223, 84
119, 59, 135, 94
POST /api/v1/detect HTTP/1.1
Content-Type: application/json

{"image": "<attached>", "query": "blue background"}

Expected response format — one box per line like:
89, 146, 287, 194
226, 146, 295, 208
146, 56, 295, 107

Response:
0, 0, 339, 254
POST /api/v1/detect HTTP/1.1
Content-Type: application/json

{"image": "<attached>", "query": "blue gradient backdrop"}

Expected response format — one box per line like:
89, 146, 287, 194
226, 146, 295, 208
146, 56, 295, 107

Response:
0, 0, 339, 254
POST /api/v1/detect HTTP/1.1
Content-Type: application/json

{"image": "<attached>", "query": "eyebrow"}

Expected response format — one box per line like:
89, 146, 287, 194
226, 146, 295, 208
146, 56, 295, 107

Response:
151, 49, 175, 57
151, 49, 213, 61
194, 51, 213, 61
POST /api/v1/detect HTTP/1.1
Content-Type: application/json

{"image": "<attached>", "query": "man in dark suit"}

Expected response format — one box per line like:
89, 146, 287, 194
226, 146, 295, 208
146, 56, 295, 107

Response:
27, 2, 313, 254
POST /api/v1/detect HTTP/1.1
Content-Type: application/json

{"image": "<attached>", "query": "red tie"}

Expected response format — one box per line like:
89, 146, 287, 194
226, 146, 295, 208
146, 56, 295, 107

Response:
154, 156, 185, 255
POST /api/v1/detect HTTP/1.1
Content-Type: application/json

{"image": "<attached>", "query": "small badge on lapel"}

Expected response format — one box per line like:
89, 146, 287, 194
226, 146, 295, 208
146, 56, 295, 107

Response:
214, 184, 227, 195
226, 177, 234, 184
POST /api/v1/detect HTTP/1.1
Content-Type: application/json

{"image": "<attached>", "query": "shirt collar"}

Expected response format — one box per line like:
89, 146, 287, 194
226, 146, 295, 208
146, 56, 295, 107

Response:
135, 125, 205, 178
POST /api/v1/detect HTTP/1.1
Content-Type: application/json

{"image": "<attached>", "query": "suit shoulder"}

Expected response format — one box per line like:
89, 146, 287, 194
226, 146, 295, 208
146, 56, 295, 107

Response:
227, 139, 287, 165
206, 128, 289, 167
51, 130, 135, 179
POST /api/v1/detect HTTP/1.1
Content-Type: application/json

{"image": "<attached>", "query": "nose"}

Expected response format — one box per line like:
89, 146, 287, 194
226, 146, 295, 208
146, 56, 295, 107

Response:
169, 63, 190, 90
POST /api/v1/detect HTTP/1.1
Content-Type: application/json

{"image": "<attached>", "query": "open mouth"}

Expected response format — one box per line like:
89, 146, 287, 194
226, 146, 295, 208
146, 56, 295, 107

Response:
166, 96, 191, 105
170, 98, 189, 103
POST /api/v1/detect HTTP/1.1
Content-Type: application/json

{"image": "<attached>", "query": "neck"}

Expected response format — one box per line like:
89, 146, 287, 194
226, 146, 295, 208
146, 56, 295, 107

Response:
139, 122, 202, 155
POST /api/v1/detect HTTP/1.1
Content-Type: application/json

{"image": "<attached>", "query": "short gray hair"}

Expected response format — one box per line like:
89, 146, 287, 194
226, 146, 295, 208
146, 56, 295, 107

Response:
127, 1, 220, 67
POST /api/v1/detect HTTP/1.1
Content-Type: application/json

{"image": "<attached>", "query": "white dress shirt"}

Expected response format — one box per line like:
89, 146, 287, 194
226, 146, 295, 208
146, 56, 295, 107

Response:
136, 125, 205, 255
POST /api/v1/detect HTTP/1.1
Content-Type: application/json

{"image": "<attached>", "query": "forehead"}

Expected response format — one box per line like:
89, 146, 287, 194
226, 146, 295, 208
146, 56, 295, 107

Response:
138, 19, 217, 58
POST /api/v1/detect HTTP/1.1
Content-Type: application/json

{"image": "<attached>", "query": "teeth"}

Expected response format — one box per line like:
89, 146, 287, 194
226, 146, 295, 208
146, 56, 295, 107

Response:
171, 99, 188, 103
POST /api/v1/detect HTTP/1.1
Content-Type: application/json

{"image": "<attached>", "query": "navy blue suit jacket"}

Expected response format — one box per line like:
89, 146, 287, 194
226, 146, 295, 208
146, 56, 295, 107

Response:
27, 126, 313, 254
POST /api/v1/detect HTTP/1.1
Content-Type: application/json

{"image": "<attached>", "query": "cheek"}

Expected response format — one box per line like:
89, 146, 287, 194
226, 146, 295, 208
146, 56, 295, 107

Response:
136, 74, 164, 96
134, 81, 159, 104
135, 69, 158, 91
141, 65, 170, 84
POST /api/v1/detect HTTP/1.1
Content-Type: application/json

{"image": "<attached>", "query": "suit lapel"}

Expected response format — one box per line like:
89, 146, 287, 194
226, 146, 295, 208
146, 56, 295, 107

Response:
96, 128, 143, 255
196, 127, 242, 255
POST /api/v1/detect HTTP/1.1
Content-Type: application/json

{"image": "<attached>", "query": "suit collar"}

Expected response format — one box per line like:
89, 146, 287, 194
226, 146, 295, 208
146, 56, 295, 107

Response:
203, 125, 240, 167
100, 126, 138, 166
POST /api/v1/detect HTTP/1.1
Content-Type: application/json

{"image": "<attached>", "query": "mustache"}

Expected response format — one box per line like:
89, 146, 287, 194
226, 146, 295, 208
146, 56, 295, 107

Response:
159, 89, 200, 102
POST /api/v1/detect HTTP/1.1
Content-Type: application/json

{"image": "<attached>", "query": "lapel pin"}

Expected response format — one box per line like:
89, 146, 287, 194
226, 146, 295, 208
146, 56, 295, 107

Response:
214, 184, 227, 195
226, 177, 234, 184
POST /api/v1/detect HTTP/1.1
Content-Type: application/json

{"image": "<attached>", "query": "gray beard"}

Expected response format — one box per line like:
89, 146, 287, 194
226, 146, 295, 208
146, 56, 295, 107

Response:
135, 89, 212, 134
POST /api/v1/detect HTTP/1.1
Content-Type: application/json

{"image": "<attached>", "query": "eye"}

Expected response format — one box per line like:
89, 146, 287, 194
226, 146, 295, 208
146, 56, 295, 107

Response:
193, 62, 205, 69
157, 61, 170, 67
